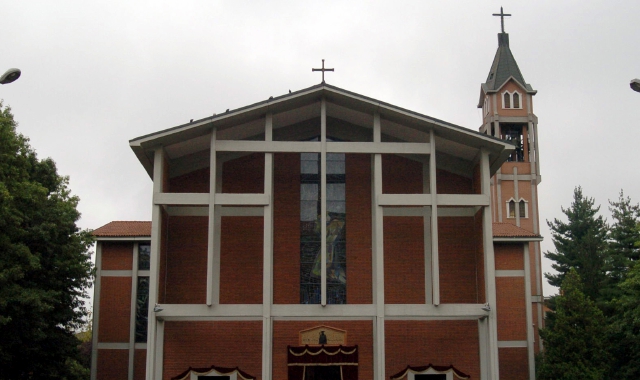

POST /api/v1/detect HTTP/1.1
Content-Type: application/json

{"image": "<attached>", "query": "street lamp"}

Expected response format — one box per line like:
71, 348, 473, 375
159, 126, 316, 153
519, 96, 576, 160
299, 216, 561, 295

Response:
631, 78, 640, 93
0, 68, 20, 85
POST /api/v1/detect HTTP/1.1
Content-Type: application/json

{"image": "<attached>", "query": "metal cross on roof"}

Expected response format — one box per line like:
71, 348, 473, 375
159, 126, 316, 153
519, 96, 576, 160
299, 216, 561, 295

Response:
492, 6, 511, 33
312, 59, 334, 83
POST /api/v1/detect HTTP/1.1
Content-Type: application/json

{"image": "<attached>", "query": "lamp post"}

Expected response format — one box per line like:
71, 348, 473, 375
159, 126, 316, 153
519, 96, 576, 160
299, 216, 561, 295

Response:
631, 78, 640, 93
0, 68, 20, 84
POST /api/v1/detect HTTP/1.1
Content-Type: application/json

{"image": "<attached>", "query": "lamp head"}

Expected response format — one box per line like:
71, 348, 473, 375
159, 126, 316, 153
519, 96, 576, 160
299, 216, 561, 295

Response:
631, 79, 640, 93
0, 68, 20, 85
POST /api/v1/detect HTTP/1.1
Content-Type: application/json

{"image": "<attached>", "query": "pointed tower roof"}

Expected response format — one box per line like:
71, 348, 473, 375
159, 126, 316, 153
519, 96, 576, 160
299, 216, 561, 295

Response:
478, 8, 536, 108
482, 32, 535, 93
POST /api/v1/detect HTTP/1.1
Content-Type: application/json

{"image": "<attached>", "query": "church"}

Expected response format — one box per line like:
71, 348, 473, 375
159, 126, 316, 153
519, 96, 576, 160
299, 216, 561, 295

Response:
90, 10, 544, 380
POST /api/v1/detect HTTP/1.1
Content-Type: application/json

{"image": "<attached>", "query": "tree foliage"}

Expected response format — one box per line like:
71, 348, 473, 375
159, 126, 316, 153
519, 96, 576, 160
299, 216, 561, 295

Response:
608, 262, 640, 378
0, 103, 94, 379
545, 186, 608, 303
537, 269, 610, 380
607, 191, 640, 281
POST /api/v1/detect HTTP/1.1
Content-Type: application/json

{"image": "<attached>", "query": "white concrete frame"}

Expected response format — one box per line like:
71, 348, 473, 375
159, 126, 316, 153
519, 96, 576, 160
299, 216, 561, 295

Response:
144, 103, 501, 380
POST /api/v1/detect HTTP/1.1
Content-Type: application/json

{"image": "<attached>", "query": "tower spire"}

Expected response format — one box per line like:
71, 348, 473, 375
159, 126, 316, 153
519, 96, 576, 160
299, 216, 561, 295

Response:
492, 6, 511, 33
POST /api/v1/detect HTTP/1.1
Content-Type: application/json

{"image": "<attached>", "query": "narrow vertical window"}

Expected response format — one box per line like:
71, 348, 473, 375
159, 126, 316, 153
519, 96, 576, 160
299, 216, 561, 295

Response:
138, 243, 150, 270
519, 199, 527, 218
513, 92, 520, 108
300, 151, 321, 304
508, 199, 516, 218
503, 92, 511, 108
326, 153, 346, 304
135, 277, 149, 342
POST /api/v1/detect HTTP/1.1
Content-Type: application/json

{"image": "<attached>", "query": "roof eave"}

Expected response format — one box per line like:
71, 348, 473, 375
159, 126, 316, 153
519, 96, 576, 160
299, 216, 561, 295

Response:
493, 236, 544, 242
130, 83, 515, 177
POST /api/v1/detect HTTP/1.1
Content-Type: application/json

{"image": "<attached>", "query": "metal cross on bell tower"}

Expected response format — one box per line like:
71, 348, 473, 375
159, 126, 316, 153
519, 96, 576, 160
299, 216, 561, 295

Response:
492, 6, 511, 33
312, 59, 334, 83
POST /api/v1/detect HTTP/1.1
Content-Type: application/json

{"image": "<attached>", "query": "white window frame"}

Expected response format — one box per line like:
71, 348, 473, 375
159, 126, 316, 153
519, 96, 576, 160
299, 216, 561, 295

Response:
502, 90, 522, 109
506, 197, 528, 219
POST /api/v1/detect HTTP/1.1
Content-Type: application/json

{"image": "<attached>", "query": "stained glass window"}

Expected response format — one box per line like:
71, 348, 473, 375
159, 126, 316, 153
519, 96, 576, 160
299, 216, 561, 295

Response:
300, 144, 346, 304
135, 276, 149, 342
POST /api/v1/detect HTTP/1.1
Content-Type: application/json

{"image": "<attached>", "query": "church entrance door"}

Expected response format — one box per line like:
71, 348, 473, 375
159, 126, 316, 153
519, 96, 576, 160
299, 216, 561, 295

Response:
304, 365, 341, 380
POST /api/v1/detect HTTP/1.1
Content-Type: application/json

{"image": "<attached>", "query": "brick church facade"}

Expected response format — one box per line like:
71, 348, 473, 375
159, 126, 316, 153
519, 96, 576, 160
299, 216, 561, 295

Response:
91, 22, 544, 380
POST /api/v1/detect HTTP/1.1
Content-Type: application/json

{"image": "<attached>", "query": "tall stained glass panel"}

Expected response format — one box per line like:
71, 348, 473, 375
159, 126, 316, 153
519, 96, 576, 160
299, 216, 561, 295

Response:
300, 145, 346, 304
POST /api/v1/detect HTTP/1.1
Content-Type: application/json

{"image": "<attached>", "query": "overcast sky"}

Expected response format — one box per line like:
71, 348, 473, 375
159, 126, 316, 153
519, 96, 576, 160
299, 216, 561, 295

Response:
2, 1, 640, 297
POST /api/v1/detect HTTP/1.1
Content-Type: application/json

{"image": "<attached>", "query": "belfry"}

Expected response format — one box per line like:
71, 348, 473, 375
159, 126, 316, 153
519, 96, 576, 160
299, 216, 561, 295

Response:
91, 9, 543, 380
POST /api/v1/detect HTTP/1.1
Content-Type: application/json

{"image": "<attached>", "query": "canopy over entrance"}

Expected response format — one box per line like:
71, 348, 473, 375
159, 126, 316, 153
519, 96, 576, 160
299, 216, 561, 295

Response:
288, 345, 358, 380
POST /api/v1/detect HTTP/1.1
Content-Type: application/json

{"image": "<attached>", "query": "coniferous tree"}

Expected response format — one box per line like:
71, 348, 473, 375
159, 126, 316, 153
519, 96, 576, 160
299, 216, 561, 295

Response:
607, 190, 640, 284
537, 269, 610, 380
0, 103, 94, 379
608, 262, 640, 379
545, 187, 608, 303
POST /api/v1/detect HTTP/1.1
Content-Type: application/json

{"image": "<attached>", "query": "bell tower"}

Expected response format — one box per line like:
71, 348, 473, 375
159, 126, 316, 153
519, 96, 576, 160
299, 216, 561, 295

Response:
479, 8, 545, 373
479, 8, 540, 231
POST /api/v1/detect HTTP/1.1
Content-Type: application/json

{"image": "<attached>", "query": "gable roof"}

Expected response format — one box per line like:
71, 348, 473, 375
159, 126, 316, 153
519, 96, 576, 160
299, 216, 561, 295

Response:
92, 221, 151, 238
130, 83, 515, 179
478, 33, 536, 106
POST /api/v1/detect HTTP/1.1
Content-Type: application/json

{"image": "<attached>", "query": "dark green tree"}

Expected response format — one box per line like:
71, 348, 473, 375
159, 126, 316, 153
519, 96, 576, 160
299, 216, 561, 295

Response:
608, 262, 640, 378
545, 187, 608, 303
607, 190, 640, 284
0, 103, 94, 379
537, 269, 610, 380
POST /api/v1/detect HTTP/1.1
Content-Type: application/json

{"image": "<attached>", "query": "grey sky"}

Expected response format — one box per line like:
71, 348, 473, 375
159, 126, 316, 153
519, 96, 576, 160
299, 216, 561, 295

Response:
3, 1, 640, 297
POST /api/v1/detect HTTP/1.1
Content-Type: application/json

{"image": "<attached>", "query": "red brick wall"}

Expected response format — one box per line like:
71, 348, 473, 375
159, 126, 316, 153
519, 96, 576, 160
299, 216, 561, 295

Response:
272, 320, 373, 380
98, 276, 131, 342
439, 217, 480, 303
499, 347, 529, 380
163, 216, 208, 304
169, 167, 209, 193
495, 243, 524, 270
496, 277, 527, 341
346, 154, 372, 304
163, 321, 262, 380
97, 349, 129, 380
472, 164, 481, 194
382, 154, 422, 194
222, 153, 264, 193
101, 242, 133, 270
273, 153, 300, 304
134, 349, 147, 380
384, 216, 425, 304
220, 216, 263, 304
385, 320, 480, 380
436, 169, 473, 194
